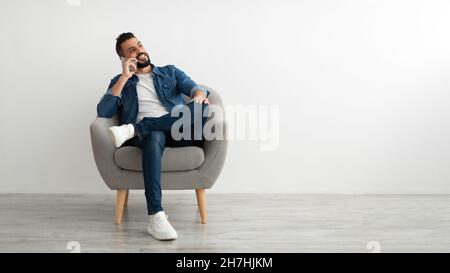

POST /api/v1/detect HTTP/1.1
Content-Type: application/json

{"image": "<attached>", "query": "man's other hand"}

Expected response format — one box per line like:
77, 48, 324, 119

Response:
192, 90, 209, 104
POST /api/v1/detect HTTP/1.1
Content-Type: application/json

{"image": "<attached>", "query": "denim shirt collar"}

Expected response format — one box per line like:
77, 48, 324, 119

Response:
151, 64, 163, 76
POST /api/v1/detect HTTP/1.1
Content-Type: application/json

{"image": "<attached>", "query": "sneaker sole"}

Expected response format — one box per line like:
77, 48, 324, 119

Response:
147, 229, 177, 241
108, 128, 120, 148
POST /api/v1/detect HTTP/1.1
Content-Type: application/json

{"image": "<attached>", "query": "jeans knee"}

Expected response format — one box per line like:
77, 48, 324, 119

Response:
142, 131, 166, 149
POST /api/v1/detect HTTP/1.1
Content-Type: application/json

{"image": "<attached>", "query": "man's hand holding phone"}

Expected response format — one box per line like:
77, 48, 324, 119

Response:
110, 57, 137, 97
121, 57, 137, 79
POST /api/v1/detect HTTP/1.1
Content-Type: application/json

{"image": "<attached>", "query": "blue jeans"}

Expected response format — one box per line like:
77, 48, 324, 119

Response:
124, 102, 209, 215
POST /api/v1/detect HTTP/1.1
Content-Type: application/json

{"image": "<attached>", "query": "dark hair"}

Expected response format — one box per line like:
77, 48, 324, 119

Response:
115, 32, 135, 57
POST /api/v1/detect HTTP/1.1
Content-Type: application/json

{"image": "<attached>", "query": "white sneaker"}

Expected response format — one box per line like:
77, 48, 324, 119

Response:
108, 124, 135, 148
147, 211, 178, 240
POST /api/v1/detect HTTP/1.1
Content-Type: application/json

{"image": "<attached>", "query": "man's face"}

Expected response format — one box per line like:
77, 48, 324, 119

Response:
120, 37, 151, 68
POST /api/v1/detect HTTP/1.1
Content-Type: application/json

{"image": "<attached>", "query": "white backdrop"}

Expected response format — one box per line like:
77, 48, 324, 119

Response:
1, 0, 450, 194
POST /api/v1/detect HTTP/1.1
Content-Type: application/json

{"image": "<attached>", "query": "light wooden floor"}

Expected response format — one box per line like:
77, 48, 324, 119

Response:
1, 193, 450, 252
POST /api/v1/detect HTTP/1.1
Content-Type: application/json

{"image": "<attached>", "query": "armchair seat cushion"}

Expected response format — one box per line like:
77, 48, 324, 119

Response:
114, 146, 205, 172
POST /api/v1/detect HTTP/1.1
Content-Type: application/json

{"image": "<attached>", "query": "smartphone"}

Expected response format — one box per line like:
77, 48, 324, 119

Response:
120, 57, 136, 72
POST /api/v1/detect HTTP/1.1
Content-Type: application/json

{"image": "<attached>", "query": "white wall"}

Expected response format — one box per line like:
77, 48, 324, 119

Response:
1, 0, 450, 194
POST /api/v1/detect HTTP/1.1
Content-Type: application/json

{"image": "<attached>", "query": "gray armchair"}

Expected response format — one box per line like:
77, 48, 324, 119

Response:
89, 86, 227, 224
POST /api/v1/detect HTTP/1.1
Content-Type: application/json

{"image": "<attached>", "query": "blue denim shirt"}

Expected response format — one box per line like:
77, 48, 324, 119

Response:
96, 64, 208, 125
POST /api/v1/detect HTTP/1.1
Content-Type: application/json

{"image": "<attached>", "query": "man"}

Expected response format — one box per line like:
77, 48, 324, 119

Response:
97, 32, 209, 241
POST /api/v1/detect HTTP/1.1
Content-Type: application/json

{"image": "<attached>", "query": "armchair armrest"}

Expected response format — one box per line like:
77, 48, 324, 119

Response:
89, 114, 122, 189
197, 86, 228, 188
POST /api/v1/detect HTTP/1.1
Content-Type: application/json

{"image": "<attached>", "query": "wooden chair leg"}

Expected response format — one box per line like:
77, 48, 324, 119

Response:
195, 189, 207, 224
124, 190, 129, 207
115, 189, 128, 225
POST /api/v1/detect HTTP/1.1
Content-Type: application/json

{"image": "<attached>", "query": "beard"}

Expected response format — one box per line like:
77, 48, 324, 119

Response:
136, 52, 151, 68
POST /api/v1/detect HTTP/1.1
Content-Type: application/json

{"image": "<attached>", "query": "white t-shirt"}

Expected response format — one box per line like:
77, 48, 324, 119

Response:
135, 73, 169, 123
